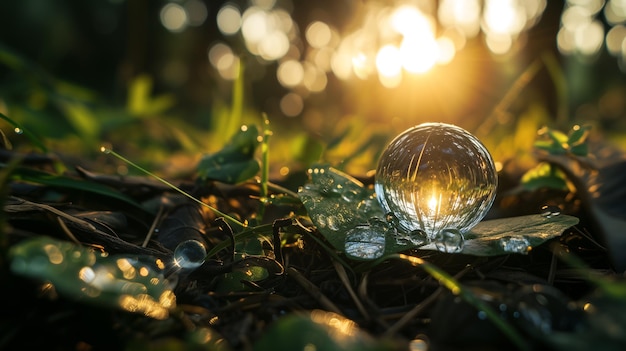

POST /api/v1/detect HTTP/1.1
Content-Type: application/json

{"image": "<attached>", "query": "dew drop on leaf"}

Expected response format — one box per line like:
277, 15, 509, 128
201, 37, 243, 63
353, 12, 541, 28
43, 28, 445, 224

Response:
375, 123, 497, 240
434, 228, 464, 253
500, 236, 531, 253
344, 224, 386, 260
541, 205, 561, 218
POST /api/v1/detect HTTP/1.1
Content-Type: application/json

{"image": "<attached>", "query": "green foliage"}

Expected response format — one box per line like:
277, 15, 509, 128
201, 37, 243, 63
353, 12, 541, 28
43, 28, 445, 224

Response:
10, 166, 146, 211
215, 235, 271, 293
522, 125, 591, 191
126, 75, 175, 117
196, 124, 261, 184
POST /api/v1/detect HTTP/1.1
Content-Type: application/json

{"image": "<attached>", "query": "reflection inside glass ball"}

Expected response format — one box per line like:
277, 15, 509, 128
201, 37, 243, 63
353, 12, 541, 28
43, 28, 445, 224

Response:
375, 122, 497, 240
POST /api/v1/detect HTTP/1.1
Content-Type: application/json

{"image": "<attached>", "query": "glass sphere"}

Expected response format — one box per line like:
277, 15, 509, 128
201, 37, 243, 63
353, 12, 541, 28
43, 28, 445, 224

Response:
173, 240, 206, 269
375, 122, 497, 239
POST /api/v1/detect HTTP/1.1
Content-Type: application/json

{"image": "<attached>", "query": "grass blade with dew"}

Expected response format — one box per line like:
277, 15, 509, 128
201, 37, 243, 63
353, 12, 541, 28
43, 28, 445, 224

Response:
257, 113, 272, 222
100, 146, 246, 230
0, 112, 48, 154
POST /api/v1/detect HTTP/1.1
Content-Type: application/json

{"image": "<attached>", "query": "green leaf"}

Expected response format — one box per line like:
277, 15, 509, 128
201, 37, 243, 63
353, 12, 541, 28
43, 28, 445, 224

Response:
297, 164, 385, 252
567, 124, 591, 146
197, 124, 260, 184
534, 140, 567, 154
215, 234, 273, 293
253, 310, 385, 351
299, 164, 578, 259
521, 162, 568, 191
453, 214, 579, 256
9, 236, 176, 319
10, 166, 148, 212
215, 266, 269, 293
569, 143, 588, 157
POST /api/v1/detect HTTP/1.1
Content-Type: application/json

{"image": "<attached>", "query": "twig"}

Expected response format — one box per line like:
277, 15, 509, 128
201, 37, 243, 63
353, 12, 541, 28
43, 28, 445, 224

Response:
56, 216, 82, 246
142, 204, 165, 247
7, 196, 97, 232
332, 260, 370, 321
287, 267, 344, 316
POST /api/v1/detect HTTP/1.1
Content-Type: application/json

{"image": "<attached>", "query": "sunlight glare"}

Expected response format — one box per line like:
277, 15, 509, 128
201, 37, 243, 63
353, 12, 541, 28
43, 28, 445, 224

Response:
483, 0, 525, 36
436, 37, 456, 64
438, 0, 481, 37
428, 195, 438, 212
400, 35, 439, 74
376, 45, 402, 77
352, 51, 374, 79
391, 5, 433, 36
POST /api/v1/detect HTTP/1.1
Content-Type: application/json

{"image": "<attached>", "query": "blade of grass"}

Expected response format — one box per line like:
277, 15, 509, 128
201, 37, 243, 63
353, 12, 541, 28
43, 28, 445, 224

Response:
0, 112, 48, 153
390, 253, 531, 351
101, 146, 246, 229
257, 113, 272, 222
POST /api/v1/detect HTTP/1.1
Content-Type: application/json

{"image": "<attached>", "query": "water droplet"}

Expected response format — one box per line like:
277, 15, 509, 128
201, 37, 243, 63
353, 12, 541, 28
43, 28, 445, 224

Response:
477, 310, 487, 320
375, 123, 497, 240
341, 189, 360, 202
434, 228, 464, 253
541, 205, 561, 218
173, 240, 206, 269
315, 214, 327, 228
327, 215, 340, 231
357, 194, 378, 214
344, 224, 386, 260
14, 127, 23, 134
100, 146, 111, 154
500, 236, 531, 253
408, 229, 429, 246
385, 212, 400, 228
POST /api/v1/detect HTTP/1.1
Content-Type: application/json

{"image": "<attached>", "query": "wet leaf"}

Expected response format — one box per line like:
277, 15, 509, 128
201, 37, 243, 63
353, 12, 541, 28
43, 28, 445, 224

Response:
297, 164, 385, 252
455, 214, 579, 256
215, 234, 273, 293
197, 124, 261, 184
9, 236, 176, 320
299, 164, 578, 259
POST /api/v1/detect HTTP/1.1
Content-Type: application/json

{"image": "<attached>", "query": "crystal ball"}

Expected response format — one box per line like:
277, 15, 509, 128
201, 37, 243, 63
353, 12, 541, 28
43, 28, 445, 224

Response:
173, 240, 206, 269
375, 122, 497, 239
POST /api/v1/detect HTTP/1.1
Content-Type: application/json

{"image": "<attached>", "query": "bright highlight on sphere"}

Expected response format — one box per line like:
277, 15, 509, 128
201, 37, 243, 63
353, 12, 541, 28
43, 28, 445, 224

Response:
375, 123, 498, 239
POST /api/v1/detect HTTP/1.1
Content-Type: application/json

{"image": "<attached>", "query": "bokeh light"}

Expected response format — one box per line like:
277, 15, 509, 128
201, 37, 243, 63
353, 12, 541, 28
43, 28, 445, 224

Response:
160, 3, 188, 33
217, 4, 242, 35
